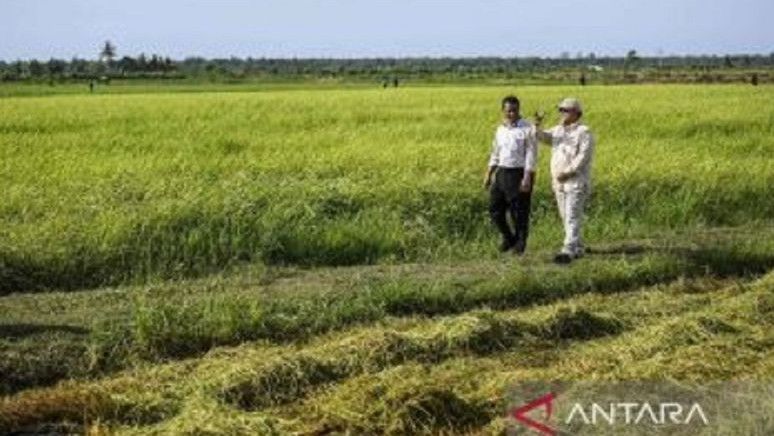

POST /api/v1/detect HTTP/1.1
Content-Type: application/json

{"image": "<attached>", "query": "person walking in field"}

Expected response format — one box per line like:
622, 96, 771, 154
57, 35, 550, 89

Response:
534, 98, 595, 264
483, 95, 538, 255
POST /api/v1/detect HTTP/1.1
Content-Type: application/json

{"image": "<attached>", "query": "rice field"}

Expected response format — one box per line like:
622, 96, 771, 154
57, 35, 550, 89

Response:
1, 84, 773, 434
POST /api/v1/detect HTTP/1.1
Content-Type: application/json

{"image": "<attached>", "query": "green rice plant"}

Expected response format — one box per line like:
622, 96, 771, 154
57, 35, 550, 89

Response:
79, 236, 772, 370
1, 83, 773, 434
1, 85, 772, 292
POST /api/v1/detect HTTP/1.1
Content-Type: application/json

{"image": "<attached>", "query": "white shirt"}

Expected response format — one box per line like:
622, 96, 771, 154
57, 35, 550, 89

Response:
488, 119, 538, 172
540, 122, 594, 188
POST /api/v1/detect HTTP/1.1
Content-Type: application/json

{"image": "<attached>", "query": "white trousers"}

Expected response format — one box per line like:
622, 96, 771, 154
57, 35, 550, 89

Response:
553, 183, 588, 256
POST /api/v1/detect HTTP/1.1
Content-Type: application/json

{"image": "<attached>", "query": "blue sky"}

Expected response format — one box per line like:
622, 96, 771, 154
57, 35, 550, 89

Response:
2, 0, 772, 60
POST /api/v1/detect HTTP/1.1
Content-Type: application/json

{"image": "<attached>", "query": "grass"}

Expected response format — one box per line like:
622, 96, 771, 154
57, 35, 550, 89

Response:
101, 230, 771, 360
0, 228, 771, 397
1, 85, 773, 292
1, 265, 771, 434
1, 83, 773, 433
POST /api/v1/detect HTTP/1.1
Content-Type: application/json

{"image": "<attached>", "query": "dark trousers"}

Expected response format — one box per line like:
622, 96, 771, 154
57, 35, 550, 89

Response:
489, 167, 532, 246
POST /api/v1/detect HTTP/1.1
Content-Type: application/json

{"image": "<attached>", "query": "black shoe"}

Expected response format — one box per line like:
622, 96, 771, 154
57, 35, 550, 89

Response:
553, 253, 572, 264
499, 237, 516, 252
513, 239, 526, 255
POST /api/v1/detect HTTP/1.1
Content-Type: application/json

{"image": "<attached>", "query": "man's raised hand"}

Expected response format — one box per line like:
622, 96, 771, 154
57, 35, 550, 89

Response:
534, 109, 546, 126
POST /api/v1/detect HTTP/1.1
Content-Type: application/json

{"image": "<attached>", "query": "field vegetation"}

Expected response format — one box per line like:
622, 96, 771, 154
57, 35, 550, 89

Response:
1, 84, 772, 434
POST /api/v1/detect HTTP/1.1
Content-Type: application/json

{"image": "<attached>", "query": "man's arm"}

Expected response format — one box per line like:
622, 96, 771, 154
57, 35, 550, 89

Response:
483, 137, 499, 188
484, 165, 497, 189
520, 130, 538, 192
535, 128, 553, 144
533, 111, 553, 144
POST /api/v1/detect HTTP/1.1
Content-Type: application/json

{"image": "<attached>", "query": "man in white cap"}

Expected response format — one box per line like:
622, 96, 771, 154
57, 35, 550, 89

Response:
534, 97, 595, 264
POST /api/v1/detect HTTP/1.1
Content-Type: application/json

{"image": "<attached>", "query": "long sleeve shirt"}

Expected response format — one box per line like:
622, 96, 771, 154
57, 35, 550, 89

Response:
488, 119, 538, 172
536, 122, 594, 188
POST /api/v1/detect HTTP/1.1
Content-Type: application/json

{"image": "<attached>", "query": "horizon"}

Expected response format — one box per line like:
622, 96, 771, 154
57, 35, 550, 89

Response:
3, 51, 774, 63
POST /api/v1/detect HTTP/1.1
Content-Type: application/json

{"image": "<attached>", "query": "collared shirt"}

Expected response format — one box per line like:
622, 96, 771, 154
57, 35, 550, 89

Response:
540, 122, 594, 188
488, 118, 538, 172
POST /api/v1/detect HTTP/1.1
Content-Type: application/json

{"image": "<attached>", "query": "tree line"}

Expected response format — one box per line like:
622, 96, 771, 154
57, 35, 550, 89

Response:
1, 41, 772, 83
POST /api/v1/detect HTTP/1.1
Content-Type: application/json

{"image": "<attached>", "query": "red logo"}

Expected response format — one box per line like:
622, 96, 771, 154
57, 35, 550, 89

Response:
510, 392, 557, 435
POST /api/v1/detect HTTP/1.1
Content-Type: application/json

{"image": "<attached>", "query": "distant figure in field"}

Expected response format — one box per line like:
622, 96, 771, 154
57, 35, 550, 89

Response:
534, 98, 595, 264
393, 77, 399, 87
579, 72, 587, 86
89, 80, 95, 93
751, 73, 759, 86
483, 95, 537, 255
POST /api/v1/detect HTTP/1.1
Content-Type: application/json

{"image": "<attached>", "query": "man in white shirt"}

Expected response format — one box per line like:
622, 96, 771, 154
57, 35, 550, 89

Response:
483, 95, 538, 254
535, 98, 595, 264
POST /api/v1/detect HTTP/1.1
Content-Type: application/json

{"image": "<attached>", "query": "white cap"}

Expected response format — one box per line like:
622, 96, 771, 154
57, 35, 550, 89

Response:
558, 97, 583, 114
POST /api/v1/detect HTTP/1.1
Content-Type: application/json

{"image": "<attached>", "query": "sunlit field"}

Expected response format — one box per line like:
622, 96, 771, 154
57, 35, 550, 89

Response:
1, 84, 773, 434
1, 84, 772, 290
